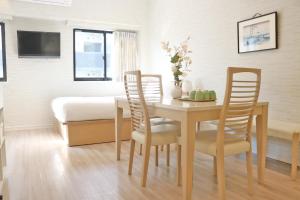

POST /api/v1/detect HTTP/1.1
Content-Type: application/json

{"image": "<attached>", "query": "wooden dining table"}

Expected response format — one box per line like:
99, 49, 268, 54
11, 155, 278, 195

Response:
115, 97, 269, 200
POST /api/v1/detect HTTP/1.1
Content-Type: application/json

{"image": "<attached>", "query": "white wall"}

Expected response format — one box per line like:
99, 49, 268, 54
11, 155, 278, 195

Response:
0, 83, 3, 108
2, 0, 300, 131
147, 0, 300, 123
1, 0, 149, 131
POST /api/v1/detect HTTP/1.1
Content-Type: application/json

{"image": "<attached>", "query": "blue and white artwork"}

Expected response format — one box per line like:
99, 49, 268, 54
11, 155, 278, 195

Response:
238, 12, 277, 53
243, 20, 270, 47
0, 25, 3, 78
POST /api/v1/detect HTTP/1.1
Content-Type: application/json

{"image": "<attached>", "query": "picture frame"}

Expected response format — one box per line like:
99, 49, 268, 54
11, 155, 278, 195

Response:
237, 12, 278, 53
0, 22, 6, 82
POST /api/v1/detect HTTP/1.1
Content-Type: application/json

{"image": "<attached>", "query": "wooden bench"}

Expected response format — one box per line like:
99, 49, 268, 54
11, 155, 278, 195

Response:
268, 120, 300, 180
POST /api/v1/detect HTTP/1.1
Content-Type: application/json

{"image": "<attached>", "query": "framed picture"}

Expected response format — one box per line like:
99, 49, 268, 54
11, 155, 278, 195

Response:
238, 12, 278, 53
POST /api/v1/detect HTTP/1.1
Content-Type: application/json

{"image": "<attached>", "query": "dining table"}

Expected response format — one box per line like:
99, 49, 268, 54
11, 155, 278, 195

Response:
114, 97, 269, 200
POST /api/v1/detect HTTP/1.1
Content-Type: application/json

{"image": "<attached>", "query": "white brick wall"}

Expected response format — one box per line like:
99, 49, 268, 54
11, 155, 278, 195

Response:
2, 0, 300, 133
147, 0, 300, 124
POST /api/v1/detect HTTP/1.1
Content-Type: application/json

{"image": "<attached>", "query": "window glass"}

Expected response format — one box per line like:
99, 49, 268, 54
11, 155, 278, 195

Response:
75, 31, 105, 78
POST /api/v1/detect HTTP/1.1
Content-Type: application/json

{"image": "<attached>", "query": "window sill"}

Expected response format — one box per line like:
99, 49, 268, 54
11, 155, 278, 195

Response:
74, 77, 112, 81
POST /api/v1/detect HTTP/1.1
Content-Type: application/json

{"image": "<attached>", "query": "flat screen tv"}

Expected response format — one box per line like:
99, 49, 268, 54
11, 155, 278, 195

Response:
17, 31, 60, 58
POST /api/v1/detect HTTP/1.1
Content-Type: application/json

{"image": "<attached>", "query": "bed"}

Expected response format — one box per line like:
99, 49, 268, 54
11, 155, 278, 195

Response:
52, 96, 132, 146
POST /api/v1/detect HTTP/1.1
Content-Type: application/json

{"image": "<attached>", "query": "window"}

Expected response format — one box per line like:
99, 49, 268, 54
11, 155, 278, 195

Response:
0, 23, 7, 82
73, 29, 113, 81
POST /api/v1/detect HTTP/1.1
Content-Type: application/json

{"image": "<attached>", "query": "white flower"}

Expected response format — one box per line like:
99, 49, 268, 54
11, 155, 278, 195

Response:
180, 42, 188, 52
161, 41, 170, 51
181, 72, 188, 77
161, 37, 192, 76
184, 56, 190, 61
177, 51, 184, 58
183, 56, 192, 66
171, 66, 177, 72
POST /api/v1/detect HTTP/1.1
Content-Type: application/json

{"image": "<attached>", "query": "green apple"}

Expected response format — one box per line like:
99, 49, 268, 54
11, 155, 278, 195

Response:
189, 90, 196, 100
209, 90, 217, 100
195, 90, 204, 101
204, 90, 210, 100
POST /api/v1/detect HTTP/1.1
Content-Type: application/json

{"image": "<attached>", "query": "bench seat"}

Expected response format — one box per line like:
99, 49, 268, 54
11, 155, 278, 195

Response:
268, 120, 300, 180
268, 120, 300, 140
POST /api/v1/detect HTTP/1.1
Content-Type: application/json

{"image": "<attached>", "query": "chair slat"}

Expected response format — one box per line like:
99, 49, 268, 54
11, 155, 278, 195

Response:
220, 67, 261, 142
231, 90, 257, 93
232, 80, 258, 83
232, 85, 257, 88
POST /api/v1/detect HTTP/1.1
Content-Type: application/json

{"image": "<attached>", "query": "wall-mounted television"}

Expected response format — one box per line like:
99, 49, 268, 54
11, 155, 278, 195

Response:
17, 31, 61, 58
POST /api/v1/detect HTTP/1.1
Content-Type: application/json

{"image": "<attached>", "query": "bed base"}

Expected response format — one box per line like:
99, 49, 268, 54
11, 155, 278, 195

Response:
57, 119, 131, 146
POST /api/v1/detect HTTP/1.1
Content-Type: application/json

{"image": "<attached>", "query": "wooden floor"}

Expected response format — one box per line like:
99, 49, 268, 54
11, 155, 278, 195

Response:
5, 129, 300, 200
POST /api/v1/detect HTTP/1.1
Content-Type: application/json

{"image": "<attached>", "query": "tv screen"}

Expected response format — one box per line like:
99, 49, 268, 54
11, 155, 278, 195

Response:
17, 31, 60, 57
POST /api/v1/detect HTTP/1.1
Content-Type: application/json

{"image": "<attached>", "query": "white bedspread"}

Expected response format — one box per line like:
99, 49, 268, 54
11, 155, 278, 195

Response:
52, 96, 130, 123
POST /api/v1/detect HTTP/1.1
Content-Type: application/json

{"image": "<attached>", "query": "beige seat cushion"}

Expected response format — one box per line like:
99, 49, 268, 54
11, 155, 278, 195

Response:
132, 124, 179, 146
268, 120, 300, 134
196, 130, 251, 156
252, 120, 300, 141
150, 117, 177, 125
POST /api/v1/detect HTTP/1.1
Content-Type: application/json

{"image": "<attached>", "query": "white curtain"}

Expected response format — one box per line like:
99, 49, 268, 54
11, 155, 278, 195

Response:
113, 31, 138, 81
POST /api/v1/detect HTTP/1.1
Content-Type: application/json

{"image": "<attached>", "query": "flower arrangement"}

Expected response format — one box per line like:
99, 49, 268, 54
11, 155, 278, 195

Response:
161, 37, 192, 86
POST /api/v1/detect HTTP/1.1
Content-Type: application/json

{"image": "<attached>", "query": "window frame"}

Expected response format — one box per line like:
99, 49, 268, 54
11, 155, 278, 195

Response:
73, 28, 113, 81
0, 22, 7, 82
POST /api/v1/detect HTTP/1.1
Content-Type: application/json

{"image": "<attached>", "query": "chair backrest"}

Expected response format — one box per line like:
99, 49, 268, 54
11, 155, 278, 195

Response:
141, 74, 163, 103
124, 71, 151, 139
218, 67, 261, 145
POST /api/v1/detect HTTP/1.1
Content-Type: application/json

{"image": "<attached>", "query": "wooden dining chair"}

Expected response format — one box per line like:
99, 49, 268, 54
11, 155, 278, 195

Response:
195, 67, 261, 200
124, 70, 180, 187
140, 74, 179, 167
141, 74, 176, 126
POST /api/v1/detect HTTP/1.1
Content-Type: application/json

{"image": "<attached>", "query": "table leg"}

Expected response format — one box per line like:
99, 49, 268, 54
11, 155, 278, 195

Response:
115, 102, 123, 161
181, 115, 196, 200
256, 104, 268, 184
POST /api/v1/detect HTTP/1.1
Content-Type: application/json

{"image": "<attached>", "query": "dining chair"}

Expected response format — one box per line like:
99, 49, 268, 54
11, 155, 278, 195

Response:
141, 74, 179, 166
195, 67, 261, 199
124, 70, 181, 187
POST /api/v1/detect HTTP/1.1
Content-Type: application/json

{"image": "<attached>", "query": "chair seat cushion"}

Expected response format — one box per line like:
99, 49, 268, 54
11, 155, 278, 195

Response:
150, 117, 176, 125
195, 130, 251, 156
132, 124, 179, 145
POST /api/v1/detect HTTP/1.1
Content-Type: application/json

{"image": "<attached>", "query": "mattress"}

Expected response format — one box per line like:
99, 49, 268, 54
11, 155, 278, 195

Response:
52, 96, 130, 123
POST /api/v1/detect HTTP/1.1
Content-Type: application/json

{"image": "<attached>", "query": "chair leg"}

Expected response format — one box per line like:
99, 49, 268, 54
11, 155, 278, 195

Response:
177, 144, 182, 186
196, 122, 201, 133
291, 133, 299, 180
213, 156, 217, 176
155, 145, 159, 167
161, 145, 164, 151
139, 144, 143, 155
246, 151, 254, 195
141, 142, 151, 187
216, 154, 226, 200
167, 144, 170, 166
128, 139, 136, 175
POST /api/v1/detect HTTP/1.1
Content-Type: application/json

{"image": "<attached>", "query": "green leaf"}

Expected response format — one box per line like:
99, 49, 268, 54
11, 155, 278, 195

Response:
171, 53, 180, 63
174, 70, 183, 76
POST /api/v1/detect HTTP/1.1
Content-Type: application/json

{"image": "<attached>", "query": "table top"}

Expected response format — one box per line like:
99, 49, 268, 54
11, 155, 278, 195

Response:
115, 96, 269, 112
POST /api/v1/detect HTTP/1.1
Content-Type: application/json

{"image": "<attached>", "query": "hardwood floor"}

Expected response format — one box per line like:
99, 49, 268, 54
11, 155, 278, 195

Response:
5, 129, 300, 200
